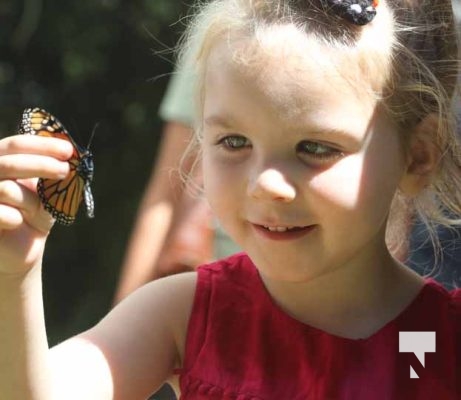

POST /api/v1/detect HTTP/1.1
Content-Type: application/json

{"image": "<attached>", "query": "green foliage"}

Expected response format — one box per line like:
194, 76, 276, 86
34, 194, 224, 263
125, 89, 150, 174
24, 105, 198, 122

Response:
0, 0, 191, 344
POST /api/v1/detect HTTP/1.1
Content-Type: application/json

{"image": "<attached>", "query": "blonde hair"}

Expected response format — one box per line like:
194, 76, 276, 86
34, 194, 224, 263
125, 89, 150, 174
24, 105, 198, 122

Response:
178, 0, 461, 258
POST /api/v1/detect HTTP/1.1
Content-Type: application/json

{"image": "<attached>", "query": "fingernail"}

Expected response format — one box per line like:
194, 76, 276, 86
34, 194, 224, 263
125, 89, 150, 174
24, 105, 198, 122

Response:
57, 164, 70, 179
64, 142, 74, 155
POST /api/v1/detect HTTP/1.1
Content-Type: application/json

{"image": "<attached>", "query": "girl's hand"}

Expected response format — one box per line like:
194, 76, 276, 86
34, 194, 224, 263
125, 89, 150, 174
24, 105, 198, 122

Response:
0, 134, 73, 275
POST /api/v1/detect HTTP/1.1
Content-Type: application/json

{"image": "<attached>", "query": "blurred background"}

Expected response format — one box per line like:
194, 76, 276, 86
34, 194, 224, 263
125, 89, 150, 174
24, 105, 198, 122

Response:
0, 0, 191, 345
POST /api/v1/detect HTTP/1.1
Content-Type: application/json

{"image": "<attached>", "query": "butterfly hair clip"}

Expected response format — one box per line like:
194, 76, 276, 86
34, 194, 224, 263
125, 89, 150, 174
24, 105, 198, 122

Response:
18, 107, 95, 225
326, 0, 379, 25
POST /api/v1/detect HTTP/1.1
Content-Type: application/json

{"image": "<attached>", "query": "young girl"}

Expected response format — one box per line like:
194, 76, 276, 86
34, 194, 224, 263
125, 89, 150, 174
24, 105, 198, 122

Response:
0, 0, 460, 399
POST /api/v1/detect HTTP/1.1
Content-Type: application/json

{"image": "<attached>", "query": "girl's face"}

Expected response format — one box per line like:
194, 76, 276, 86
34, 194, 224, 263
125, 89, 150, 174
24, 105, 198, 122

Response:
201, 34, 408, 282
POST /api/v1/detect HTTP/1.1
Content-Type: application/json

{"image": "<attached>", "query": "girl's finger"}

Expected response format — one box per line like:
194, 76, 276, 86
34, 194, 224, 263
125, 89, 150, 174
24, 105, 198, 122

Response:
0, 135, 73, 159
0, 204, 24, 229
0, 179, 54, 232
0, 179, 41, 217
0, 154, 70, 180
16, 178, 39, 193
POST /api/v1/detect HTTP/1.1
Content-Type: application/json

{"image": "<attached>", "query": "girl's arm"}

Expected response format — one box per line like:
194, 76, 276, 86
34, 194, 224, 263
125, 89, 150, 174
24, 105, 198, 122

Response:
0, 134, 72, 399
49, 271, 196, 400
0, 135, 195, 399
0, 262, 53, 399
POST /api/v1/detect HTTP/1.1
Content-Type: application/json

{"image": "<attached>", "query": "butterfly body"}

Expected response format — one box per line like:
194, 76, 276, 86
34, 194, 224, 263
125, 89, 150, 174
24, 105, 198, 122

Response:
19, 107, 95, 225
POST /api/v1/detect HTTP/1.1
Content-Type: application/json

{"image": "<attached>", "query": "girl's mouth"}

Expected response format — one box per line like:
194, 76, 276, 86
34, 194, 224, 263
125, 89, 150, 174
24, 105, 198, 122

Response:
252, 224, 316, 241
262, 225, 308, 232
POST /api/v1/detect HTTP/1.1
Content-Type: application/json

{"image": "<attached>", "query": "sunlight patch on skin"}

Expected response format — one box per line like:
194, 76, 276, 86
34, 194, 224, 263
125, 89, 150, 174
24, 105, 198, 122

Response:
49, 337, 114, 400
307, 127, 375, 210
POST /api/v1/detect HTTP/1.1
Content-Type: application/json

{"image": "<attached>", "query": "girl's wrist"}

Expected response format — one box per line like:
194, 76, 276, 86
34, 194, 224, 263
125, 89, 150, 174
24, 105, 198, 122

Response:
0, 261, 43, 290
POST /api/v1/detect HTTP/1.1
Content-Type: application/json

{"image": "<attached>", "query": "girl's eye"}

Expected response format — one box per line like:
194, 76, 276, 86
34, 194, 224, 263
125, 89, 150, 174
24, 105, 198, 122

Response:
218, 135, 251, 150
296, 141, 343, 161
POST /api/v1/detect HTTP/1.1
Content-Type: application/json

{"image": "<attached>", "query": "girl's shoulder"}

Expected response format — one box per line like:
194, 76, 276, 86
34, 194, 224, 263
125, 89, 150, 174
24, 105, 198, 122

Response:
191, 251, 258, 305
425, 279, 461, 308
449, 286, 461, 317
196, 252, 257, 280
420, 279, 461, 332
139, 271, 199, 353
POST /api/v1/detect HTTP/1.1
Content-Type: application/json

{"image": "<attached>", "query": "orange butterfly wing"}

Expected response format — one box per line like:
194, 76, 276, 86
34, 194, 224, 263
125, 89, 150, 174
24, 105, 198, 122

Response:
18, 108, 94, 225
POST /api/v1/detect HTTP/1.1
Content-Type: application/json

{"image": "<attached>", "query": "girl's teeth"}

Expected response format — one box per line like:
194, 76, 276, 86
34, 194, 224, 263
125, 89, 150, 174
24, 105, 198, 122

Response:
264, 226, 300, 232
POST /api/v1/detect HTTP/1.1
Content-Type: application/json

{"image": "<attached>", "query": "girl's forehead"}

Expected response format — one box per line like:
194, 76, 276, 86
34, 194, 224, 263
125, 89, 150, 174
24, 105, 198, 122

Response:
203, 35, 386, 140
204, 29, 378, 120
202, 18, 394, 97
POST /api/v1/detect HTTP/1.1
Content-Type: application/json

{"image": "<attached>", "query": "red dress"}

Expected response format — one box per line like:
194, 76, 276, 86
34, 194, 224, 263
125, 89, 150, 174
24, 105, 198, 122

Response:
177, 253, 461, 399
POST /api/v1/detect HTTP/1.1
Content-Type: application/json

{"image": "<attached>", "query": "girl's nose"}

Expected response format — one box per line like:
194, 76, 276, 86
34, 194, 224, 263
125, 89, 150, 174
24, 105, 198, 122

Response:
247, 168, 296, 202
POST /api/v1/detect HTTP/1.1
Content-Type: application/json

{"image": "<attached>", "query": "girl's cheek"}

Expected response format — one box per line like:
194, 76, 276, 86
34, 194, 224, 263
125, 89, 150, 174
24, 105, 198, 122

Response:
202, 153, 229, 195
308, 158, 365, 210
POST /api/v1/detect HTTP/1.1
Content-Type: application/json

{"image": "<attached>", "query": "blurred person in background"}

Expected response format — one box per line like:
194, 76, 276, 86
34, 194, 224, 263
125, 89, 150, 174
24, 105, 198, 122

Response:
112, 48, 240, 306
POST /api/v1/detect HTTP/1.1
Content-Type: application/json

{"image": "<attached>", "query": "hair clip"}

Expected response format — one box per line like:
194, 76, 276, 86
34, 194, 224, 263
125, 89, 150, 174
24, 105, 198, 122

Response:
326, 0, 379, 26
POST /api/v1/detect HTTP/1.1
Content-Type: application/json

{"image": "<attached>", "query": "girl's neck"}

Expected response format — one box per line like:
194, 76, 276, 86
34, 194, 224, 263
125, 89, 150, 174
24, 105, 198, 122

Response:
259, 245, 425, 340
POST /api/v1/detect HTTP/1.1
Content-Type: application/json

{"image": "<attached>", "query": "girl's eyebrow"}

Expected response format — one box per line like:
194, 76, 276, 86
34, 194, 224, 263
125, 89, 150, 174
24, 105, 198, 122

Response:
300, 127, 364, 148
306, 127, 359, 139
205, 113, 364, 146
204, 114, 237, 129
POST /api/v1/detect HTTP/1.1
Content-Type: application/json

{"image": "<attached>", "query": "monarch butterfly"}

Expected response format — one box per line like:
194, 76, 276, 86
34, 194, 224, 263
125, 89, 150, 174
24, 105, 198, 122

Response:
18, 107, 94, 225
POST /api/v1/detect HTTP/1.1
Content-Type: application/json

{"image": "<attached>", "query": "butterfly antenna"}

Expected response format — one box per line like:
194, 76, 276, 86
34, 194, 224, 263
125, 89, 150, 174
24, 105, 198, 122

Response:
87, 122, 99, 150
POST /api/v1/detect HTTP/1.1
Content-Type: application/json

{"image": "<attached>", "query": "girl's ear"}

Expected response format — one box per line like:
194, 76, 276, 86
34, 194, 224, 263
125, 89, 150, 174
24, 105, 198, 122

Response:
399, 114, 440, 197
